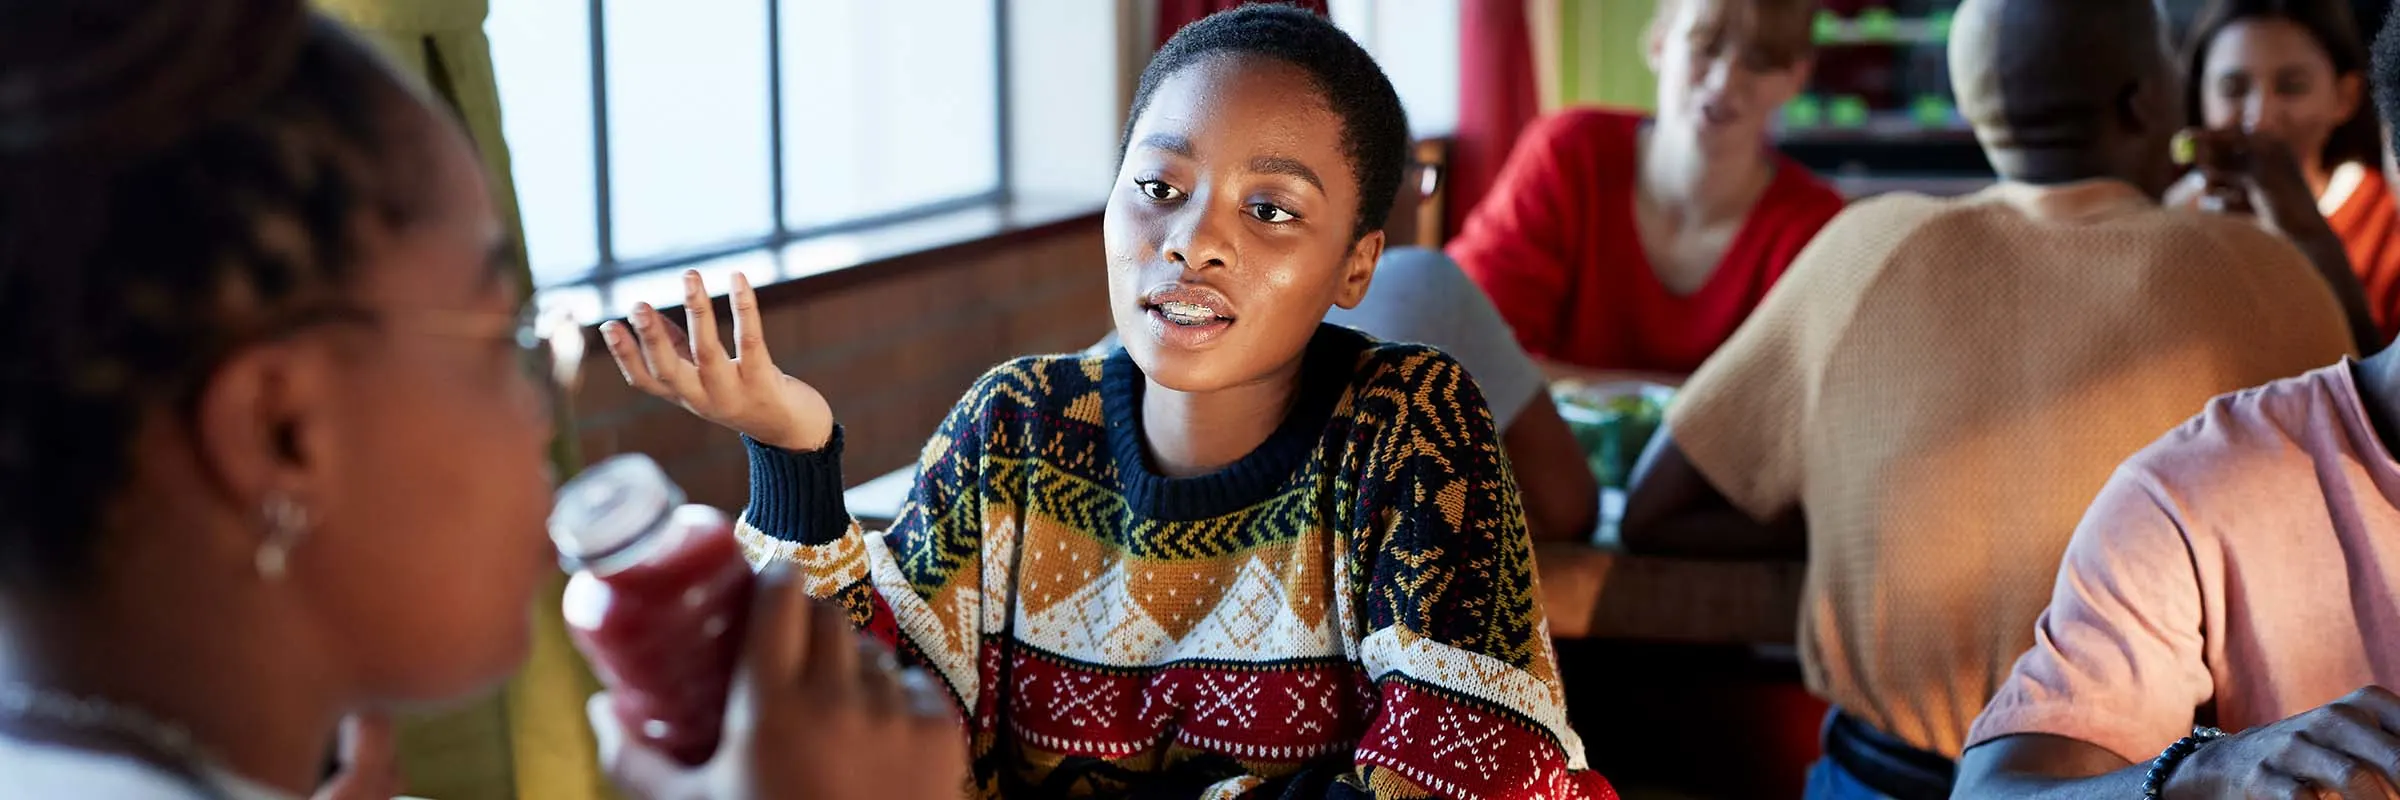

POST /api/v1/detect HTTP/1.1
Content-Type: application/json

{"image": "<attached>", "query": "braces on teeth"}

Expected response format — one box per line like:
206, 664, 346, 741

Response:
1158, 301, 1216, 325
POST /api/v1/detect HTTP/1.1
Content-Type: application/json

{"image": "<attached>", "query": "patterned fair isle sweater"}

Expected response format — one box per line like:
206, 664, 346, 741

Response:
737, 324, 1615, 800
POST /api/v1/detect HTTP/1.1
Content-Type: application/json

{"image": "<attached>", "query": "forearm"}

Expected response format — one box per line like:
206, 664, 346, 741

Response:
1954, 736, 2152, 800
2280, 213, 2384, 355
1953, 767, 2149, 800
1504, 399, 1600, 543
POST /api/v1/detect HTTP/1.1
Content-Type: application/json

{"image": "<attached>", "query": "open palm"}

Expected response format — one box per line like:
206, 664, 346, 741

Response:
602, 271, 834, 452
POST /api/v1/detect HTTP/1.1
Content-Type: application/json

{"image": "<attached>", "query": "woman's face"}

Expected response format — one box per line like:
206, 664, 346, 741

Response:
1105, 55, 1381, 394
291, 100, 558, 703
2200, 16, 2362, 170
1649, 0, 1811, 153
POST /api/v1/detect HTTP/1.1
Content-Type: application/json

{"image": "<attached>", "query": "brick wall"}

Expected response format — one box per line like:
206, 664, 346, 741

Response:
568, 218, 1111, 510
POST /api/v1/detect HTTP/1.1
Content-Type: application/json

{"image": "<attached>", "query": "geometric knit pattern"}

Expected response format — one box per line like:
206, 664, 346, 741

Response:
739, 324, 1617, 799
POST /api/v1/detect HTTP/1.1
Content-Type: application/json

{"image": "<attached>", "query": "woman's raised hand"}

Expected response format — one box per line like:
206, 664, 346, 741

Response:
602, 271, 834, 452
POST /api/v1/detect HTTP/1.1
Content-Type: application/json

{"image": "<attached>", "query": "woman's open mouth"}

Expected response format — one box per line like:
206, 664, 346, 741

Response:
1155, 301, 1221, 327
1140, 285, 1236, 348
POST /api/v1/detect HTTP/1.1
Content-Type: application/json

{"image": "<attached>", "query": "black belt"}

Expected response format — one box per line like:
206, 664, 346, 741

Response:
1822, 711, 1955, 800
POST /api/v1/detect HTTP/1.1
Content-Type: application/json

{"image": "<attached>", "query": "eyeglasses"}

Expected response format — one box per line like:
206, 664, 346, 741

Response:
393, 305, 588, 405
298, 304, 587, 407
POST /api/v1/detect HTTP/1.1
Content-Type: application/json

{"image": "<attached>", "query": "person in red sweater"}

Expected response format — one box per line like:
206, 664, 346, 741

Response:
1451, 0, 1844, 382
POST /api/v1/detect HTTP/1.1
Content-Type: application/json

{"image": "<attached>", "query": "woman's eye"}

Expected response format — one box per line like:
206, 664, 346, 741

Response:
1248, 203, 1296, 223
1135, 179, 1183, 202
2276, 78, 2313, 96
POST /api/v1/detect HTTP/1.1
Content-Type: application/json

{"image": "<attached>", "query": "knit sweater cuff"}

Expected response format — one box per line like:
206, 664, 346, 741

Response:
743, 426, 851, 546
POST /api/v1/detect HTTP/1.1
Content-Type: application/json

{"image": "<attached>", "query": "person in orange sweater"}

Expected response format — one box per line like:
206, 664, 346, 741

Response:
1449, 0, 1843, 384
2175, 0, 2400, 344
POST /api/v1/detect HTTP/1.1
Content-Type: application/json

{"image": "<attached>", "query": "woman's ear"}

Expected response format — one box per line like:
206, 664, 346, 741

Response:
1331, 230, 1385, 310
192, 340, 340, 511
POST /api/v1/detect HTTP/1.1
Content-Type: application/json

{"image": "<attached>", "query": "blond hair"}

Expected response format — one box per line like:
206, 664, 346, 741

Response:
1648, 0, 1819, 68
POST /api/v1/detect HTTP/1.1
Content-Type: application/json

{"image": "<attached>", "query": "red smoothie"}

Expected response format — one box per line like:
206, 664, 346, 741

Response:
553, 455, 754, 766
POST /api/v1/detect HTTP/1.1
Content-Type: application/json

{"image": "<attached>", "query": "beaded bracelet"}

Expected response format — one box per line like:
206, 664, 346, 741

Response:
2141, 726, 2226, 799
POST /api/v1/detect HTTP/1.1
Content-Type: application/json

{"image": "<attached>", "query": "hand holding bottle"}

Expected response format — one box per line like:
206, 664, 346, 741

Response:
591, 564, 967, 800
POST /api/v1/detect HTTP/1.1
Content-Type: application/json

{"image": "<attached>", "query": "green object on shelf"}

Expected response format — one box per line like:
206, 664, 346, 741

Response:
1928, 9, 1954, 40
1910, 94, 1953, 128
1813, 9, 1844, 43
1785, 95, 1825, 128
1830, 95, 1871, 128
1858, 7, 1899, 40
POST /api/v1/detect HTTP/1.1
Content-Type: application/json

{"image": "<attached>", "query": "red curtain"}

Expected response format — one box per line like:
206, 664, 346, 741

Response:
1450, 0, 1542, 239
1155, 0, 1331, 48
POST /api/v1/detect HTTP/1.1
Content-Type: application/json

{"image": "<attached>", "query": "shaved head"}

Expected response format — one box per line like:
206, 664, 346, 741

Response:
1951, 0, 2181, 187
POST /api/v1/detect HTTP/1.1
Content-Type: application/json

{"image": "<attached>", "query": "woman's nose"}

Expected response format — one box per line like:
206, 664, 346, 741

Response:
2245, 96, 2285, 136
1158, 203, 1231, 270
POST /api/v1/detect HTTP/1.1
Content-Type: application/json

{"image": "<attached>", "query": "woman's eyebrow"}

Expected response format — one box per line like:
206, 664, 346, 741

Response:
1250, 155, 1325, 193
1137, 133, 1194, 156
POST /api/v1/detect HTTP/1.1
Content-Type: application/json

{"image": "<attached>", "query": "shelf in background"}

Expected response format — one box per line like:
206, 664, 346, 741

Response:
1813, 11, 1950, 47
1777, 111, 1973, 144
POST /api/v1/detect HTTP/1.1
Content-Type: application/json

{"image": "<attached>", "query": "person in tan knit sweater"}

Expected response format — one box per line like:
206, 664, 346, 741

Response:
1620, 0, 2369, 797
1956, 4, 2400, 797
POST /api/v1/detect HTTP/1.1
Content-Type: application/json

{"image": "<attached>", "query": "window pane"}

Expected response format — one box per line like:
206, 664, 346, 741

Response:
1005, 0, 1119, 203
606, 0, 774, 261
781, 0, 1000, 230
1331, 0, 1460, 137
489, 0, 599, 286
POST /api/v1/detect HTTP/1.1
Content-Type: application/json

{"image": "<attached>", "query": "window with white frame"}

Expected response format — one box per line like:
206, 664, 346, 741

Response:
1329, 0, 1461, 138
488, 0, 1009, 291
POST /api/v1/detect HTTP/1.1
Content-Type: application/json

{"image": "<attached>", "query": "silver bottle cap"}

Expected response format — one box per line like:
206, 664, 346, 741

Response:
550, 453, 686, 565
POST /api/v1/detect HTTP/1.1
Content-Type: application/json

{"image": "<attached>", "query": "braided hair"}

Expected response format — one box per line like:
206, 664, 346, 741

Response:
0, 0, 438, 592
1122, 3, 1410, 243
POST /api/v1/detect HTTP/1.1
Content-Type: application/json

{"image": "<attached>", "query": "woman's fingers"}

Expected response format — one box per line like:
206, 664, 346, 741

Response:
742, 562, 814, 684
730, 272, 776, 372
630, 304, 705, 401
310, 714, 401, 800
898, 668, 951, 721
680, 271, 733, 375
852, 637, 907, 716
602, 322, 671, 398
801, 600, 859, 689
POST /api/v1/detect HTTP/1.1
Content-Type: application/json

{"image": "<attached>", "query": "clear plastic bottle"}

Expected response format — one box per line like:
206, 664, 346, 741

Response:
553, 454, 754, 766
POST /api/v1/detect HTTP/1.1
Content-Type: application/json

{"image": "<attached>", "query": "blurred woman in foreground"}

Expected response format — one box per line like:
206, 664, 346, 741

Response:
0, 1, 958, 797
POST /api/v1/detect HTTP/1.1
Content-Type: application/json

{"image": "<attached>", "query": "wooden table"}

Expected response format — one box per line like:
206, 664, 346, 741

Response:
1535, 543, 1805, 644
